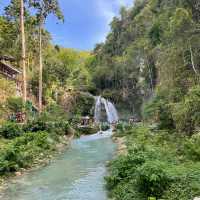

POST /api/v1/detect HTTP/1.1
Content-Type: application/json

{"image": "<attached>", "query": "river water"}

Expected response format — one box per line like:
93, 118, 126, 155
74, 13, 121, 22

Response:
2, 130, 116, 200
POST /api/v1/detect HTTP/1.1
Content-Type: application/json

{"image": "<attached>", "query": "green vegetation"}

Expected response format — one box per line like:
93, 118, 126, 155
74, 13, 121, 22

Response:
0, 0, 200, 198
0, 91, 95, 182
0, 122, 24, 139
0, 0, 94, 123
0, 0, 95, 183
90, 2, 200, 197
0, 103, 73, 179
7, 97, 25, 113
91, 0, 200, 120
0, 131, 53, 174
106, 125, 200, 200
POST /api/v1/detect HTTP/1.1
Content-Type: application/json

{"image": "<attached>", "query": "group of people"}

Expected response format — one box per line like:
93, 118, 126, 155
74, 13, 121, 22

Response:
9, 112, 26, 123
80, 116, 140, 129
128, 117, 141, 124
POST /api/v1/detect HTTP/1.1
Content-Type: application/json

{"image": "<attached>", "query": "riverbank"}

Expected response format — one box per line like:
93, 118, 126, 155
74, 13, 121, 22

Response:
106, 124, 200, 200
0, 122, 102, 195
112, 134, 127, 156
1, 129, 116, 200
0, 131, 75, 194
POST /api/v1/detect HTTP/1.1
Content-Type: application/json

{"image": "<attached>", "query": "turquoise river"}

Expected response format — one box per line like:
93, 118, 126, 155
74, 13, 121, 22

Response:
2, 130, 116, 200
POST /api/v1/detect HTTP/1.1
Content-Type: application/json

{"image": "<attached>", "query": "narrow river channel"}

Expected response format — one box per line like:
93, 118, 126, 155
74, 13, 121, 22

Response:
2, 130, 116, 200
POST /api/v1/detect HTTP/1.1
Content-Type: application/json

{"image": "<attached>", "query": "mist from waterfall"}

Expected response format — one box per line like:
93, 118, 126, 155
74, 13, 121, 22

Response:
94, 96, 119, 124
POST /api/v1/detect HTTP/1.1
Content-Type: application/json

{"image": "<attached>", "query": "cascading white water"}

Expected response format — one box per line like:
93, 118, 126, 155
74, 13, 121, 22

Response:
94, 96, 119, 124
94, 96, 102, 123
107, 101, 119, 123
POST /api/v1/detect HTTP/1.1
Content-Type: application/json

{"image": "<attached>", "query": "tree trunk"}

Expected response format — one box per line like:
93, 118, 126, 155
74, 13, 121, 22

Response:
20, 0, 27, 102
38, 21, 43, 113
189, 44, 198, 75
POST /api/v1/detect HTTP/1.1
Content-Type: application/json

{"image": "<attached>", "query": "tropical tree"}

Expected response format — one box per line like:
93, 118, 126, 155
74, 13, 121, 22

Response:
28, 0, 64, 112
4, 0, 39, 102
20, 0, 27, 102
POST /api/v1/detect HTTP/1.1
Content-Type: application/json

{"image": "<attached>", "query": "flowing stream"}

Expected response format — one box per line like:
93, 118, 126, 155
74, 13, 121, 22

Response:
2, 130, 116, 200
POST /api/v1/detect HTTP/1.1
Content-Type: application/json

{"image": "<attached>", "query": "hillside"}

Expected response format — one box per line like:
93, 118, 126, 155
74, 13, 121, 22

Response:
90, 0, 200, 122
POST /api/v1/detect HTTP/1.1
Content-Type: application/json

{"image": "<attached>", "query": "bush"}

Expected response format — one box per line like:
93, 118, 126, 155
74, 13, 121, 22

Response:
77, 125, 99, 135
71, 93, 94, 116
136, 161, 170, 198
106, 125, 200, 199
115, 122, 133, 135
106, 151, 146, 189
23, 118, 46, 132
143, 94, 174, 130
106, 141, 171, 199
162, 163, 200, 200
109, 181, 146, 200
184, 133, 200, 161
0, 131, 53, 174
105, 138, 149, 200
41, 103, 68, 122
172, 86, 200, 134
0, 122, 24, 139
101, 123, 110, 131
7, 97, 24, 113
162, 177, 200, 200
49, 120, 70, 135
23, 103, 70, 135
24, 117, 70, 136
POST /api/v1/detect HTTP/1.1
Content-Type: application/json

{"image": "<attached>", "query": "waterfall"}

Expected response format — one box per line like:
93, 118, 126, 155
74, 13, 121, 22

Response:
94, 96, 102, 123
94, 96, 119, 124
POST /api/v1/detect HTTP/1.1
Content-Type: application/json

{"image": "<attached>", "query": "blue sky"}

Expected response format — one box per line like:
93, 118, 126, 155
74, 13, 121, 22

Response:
0, 0, 134, 50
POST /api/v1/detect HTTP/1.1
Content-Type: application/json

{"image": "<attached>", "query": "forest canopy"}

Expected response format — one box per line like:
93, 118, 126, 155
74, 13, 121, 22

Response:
90, 0, 200, 123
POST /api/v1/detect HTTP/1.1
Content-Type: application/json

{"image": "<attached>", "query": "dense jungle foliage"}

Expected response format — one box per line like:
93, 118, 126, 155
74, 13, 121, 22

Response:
0, 0, 95, 120
106, 125, 200, 200
90, 0, 200, 121
0, 0, 200, 199
0, 108, 71, 177
96, 0, 200, 199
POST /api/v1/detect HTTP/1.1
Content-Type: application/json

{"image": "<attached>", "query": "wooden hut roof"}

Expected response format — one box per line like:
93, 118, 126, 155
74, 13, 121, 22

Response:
0, 60, 22, 75
0, 55, 16, 62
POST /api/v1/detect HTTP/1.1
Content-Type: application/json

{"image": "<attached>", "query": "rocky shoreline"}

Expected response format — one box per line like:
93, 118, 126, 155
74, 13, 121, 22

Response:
112, 133, 127, 156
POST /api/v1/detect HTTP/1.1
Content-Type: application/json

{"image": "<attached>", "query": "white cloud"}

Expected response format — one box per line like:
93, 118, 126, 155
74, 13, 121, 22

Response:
96, 1, 115, 25
115, 0, 133, 7
97, 0, 133, 24
94, 0, 134, 44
